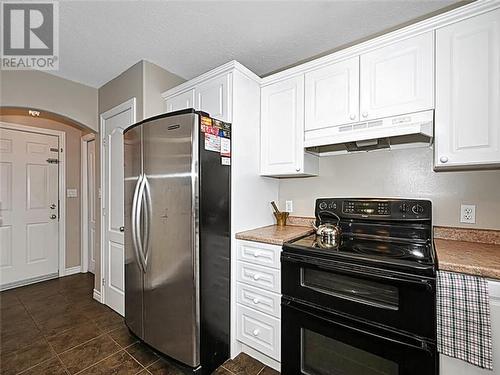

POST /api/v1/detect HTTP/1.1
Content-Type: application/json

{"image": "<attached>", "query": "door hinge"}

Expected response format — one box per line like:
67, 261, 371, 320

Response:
102, 138, 107, 146
102, 278, 105, 286
46, 158, 59, 164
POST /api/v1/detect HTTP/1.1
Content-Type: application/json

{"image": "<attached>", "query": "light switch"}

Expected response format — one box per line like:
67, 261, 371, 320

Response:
67, 188, 78, 198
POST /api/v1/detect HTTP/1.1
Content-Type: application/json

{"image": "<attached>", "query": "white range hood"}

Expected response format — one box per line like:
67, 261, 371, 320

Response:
304, 110, 434, 154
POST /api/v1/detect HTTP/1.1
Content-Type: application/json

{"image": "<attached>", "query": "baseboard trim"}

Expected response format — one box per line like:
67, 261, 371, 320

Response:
240, 344, 281, 372
0, 272, 59, 291
93, 288, 102, 303
64, 266, 82, 276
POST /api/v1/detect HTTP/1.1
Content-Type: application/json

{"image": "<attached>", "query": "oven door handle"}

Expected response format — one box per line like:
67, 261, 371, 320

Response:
284, 299, 435, 355
283, 254, 434, 291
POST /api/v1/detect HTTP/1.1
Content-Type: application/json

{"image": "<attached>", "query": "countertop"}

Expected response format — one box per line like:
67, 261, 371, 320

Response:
435, 238, 500, 279
235, 225, 314, 246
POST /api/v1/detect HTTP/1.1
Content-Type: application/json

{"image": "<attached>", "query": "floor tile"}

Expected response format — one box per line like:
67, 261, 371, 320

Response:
0, 323, 44, 356
0, 290, 21, 307
93, 310, 125, 333
36, 311, 89, 336
146, 359, 184, 375
59, 334, 121, 374
108, 325, 139, 348
77, 350, 143, 375
212, 367, 233, 374
0, 338, 54, 375
258, 367, 280, 375
222, 353, 265, 375
47, 320, 102, 354
126, 342, 158, 367
19, 357, 67, 375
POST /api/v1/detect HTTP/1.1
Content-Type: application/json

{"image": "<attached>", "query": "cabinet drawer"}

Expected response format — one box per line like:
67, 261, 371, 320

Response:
237, 261, 280, 293
237, 282, 281, 318
237, 304, 280, 361
237, 240, 281, 269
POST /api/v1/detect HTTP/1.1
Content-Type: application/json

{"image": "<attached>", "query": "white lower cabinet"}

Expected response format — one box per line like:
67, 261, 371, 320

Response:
440, 279, 500, 374
236, 240, 281, 363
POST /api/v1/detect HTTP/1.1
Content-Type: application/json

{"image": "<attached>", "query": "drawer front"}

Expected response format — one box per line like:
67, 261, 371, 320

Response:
237, 282, 281, 318
237, 304, 280, 361
237, 240, 281, 269
237, 261, 281, 293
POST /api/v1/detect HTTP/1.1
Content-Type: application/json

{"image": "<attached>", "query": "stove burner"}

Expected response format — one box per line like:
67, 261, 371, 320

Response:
351, 243, 407, 258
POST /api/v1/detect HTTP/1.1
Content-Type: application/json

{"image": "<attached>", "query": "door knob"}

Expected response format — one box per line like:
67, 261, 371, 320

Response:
119, 226, 125, 232
50, 214, 57, 220
50, 204, 56, 209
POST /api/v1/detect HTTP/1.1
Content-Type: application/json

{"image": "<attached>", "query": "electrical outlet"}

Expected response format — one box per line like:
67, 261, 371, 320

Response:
285, 200, 293, 213
460, 204, 476, 224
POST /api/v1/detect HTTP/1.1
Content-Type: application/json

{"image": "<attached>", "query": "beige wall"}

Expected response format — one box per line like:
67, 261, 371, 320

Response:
143, 60, 184, 118
279, 147, 500, 230
94, 60, 184, 291
0, 114, 90, 268
0, 70, 98, 131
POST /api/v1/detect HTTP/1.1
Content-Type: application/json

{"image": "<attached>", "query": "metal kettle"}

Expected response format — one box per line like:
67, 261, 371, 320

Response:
313, 211, 342, 248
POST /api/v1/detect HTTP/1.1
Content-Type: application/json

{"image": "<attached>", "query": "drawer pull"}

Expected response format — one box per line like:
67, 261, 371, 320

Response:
252, 329, 260, 336
253, 298, 260, 304
253, 274, 261, 281
252, 252, 261, 257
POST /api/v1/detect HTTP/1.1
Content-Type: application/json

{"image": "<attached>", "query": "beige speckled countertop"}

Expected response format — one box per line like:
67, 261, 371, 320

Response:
235, 225, 314, 246
435, 239, 500, 279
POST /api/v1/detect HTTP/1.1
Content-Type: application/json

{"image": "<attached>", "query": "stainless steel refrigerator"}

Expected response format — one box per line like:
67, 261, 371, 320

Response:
123, 110, 231, 374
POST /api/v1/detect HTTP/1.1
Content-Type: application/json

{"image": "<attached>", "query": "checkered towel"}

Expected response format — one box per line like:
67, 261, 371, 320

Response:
437, 271, 493, 370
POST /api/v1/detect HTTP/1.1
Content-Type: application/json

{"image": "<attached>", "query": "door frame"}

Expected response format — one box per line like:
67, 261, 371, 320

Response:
80, 133, 96, 274
99, 98, 136, 307
0, 121, 67, 280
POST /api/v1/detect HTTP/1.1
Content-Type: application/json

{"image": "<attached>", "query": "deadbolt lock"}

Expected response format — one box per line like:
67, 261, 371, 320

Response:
50, 204, 56, 209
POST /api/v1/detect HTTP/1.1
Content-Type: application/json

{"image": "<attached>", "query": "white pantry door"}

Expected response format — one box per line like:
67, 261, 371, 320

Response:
101, 99, 135, 316
0, 128, 59, 288
87, 139, 96, 273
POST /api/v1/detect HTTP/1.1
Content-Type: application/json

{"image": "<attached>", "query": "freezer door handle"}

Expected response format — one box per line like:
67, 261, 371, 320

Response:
142, 176, 152, 269
135, 175, 148, 272
131, 174, 146, 272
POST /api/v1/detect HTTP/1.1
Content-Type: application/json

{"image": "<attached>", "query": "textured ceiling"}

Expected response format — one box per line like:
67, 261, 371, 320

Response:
54, 0, 464, 88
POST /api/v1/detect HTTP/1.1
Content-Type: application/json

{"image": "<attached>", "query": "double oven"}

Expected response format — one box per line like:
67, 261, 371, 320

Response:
281, 198, 438, 375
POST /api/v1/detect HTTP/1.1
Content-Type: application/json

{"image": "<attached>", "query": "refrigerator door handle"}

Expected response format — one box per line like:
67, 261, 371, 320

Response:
135, 174, 148, 272
142, 176, 152, 269
131, 174, 145, 272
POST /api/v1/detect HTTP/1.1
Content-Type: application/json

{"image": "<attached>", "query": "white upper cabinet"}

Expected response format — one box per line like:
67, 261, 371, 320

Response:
165, 89, 194, 113
359, 32, 434, 121
261, 75, 318, 177
194, 73, 231, 122
305, 57, 360, 131
435, 9, 500, 169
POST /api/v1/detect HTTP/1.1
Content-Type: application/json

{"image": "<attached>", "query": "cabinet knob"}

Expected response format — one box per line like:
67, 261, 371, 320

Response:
253, 298, 260, 304
440, 156, 449, 164
119, 226, 125, 232
50, 214, 57, 220
362, 112, 368, 118
349, 114, 356, 121
50, 203, 56, 209
295, 168, 300, 172
253, 274, 261, 281
252, 329, 260, 336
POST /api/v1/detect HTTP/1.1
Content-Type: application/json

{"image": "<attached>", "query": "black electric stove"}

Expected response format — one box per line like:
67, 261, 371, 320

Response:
281, 198, 438, 375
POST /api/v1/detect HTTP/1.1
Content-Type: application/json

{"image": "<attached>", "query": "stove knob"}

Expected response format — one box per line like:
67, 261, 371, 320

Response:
401, 203, 408, 213
319, 202, 327, 210
328, 202, 337, 210
412, 204, 424, 214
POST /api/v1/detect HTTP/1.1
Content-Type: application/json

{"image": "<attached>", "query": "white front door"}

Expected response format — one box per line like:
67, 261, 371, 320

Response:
101, 99, 135, 316
0, 127, 59, 288
87, 139, 96, 274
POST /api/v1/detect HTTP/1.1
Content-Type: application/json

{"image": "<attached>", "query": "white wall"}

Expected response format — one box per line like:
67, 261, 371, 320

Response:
278, 147, 500, 230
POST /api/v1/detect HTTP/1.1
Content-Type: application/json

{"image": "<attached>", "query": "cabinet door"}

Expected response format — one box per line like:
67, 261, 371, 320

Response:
305, 57, 360, 131
165, 89, 195, 113
260, 76, 305, 176
194, 73, 231, 122
360, 32, 434, 121
435, 9, 500, 169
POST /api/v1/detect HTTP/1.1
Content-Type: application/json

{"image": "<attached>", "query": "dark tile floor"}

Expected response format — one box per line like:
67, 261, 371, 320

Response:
0, 273, 279, 375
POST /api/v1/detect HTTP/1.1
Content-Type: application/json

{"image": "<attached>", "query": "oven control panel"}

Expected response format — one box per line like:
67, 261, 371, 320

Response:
315, 198, 432, 221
